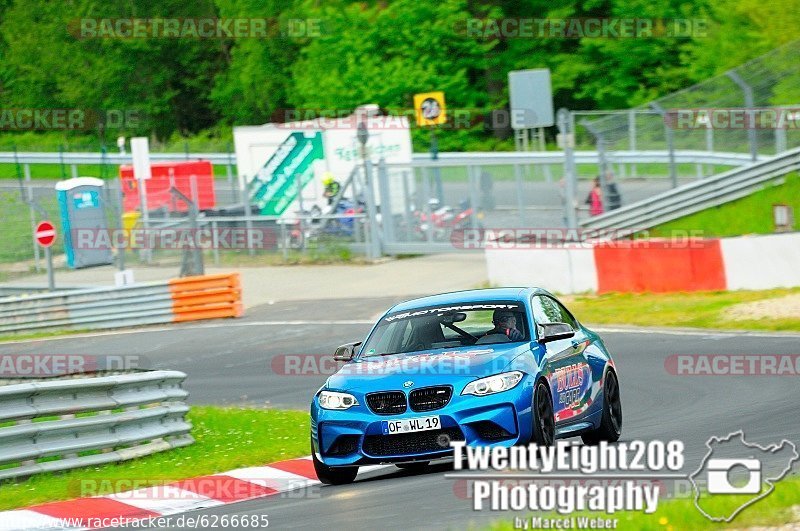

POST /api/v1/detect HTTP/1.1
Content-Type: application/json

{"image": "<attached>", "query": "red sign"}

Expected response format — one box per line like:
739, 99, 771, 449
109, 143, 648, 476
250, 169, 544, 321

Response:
35, 220, 56, 248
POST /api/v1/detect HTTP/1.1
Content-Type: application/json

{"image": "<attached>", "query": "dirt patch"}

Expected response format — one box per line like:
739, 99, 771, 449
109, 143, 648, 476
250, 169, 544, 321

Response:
724, 293, 800, 321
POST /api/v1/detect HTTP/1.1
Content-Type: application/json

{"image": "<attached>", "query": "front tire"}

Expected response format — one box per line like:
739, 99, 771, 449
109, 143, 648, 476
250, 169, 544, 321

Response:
311, 438, 358, 485
532, 380, 555, 446
581, 371, 622, 445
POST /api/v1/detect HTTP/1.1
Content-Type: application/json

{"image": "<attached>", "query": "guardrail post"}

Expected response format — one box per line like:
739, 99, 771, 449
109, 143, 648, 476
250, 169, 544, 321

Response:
377, 158, 395, 246
362, 160, 382, 259
726, 70, 758, 162
557, 108, 578, 230
650, 102, 678, 188
24, 165, 41, 272
628, 109, 637, 178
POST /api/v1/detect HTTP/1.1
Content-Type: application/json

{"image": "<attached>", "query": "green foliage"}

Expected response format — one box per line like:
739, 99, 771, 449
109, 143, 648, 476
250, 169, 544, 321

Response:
0, 0, 796, 149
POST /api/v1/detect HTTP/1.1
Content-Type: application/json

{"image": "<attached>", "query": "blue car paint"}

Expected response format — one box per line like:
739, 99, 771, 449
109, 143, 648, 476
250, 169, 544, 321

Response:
310, 287, 617, 466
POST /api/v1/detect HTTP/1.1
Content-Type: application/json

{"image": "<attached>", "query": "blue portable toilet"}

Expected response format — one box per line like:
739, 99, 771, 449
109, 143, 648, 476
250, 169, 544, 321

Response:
55, 177, 114, 268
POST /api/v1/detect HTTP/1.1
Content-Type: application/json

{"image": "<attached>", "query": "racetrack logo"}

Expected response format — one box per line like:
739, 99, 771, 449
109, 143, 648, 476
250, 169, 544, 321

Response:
69, 18, 323, 39
665, 354, 800, 376
689, 431, 799, 522
455, 18, 709, 40
72, 477, 319, 499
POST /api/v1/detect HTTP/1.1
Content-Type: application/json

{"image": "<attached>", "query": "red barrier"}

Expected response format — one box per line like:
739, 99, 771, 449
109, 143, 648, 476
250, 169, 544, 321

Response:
593, 239, 726, 293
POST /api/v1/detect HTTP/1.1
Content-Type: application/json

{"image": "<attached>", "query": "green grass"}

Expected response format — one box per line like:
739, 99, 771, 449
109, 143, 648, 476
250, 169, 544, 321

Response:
566, 288, 800, 331
0, 406, 310, 511
488, 475, 800, 530
649, 173, 800, 237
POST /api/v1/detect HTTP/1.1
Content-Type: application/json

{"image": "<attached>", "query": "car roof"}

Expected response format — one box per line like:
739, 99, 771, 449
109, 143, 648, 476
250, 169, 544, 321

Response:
387, 287, 550, 314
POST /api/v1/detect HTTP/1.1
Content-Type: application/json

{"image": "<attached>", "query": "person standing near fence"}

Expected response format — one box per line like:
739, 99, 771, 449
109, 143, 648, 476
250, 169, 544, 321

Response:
586, 178, 604, 216
605, 171, 622, 211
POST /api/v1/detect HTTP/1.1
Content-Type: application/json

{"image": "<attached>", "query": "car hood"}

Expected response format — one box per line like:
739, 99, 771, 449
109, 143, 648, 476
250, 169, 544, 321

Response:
325, 343, 529, 391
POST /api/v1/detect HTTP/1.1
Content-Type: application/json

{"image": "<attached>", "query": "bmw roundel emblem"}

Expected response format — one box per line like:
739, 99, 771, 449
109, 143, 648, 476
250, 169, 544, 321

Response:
403, 381, 414, 388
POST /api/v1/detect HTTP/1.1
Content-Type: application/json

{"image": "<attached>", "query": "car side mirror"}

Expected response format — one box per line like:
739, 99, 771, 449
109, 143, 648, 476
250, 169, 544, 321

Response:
538, 322, 575, 343
333, 341, 362, 361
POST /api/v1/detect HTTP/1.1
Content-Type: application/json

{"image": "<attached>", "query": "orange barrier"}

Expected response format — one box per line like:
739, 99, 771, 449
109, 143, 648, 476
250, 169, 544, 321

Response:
168, 273, 243, 322
593, 239, 727, 293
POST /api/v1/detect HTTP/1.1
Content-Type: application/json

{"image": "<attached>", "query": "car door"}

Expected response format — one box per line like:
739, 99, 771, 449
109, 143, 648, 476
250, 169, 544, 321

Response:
530, 295, 593, 425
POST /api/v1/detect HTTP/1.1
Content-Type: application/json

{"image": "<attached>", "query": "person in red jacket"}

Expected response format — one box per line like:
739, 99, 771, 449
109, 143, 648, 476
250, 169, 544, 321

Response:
586, 178, 604, 216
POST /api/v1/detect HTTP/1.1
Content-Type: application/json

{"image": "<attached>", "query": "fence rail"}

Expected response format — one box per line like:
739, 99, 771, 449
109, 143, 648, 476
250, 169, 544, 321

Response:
0, 149, 763, 168
0, 273, 243, 334
0, 370, 192, 481
581, 146, 800, 231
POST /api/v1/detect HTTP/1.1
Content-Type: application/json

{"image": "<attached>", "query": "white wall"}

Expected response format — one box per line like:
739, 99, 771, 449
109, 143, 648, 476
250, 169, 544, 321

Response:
721, 233, 800, 290
485, 245, 598, 294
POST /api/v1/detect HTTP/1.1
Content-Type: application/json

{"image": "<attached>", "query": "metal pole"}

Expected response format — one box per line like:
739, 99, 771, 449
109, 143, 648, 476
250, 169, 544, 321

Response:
401, 170, 413, 241
25, 165, 41, 272
116, 181, 125, 272
467, 166, 480, 230
650, 102, 678, 188
557, 109, 578, 230
431, 130, 443, 203
726, 70, 758, 162
362, 160, 381, 259
45, 246, 55, 291
513, 164, 525, 226
377, 159, 395, 245
628, 110, 637, 178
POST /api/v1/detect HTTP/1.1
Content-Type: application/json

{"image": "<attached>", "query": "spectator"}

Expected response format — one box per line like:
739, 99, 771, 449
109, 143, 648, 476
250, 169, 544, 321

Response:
586, 178, 604, 216
605, 171, 622, 211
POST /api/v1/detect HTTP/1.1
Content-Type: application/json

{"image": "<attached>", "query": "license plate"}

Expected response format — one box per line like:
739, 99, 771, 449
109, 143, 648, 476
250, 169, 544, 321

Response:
381, 416, 440, 435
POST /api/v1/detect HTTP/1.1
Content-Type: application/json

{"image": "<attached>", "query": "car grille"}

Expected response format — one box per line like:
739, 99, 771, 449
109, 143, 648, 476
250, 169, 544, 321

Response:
409, 386, 452, 412
366, 391, 407, 415
362, 427, 465, 457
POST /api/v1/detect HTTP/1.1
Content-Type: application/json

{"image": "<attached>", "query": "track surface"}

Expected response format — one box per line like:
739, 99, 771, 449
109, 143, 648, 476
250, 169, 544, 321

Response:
2, 298, 798, 529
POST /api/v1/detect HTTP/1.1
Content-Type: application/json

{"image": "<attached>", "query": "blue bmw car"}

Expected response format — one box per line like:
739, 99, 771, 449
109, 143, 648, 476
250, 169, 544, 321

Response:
310, 287, 622, 484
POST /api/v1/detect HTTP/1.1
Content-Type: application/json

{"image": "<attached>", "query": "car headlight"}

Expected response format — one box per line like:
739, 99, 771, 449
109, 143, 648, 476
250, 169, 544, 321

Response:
318, 390, 358, 410
462, 371, 524, 396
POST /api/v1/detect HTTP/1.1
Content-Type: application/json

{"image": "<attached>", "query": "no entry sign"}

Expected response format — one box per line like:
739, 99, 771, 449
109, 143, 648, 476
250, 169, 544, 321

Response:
35, 220, 56, 248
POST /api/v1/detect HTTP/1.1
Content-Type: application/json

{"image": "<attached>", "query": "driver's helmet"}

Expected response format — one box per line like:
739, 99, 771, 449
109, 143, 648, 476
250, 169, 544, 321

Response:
492, 310, 516, 327
322, 172, 336, 186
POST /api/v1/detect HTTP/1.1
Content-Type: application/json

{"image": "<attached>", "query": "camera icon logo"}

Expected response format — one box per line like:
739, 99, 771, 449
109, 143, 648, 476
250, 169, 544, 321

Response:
689, 430, 798, 522
706, 458, 761, 494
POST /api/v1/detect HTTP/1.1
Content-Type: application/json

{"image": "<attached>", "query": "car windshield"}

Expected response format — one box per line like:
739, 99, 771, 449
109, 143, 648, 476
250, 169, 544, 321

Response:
360, 302, 528, 357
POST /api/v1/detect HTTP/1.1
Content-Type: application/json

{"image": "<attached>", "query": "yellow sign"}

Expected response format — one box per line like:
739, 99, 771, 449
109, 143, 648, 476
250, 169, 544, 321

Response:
414, 91, 447, 126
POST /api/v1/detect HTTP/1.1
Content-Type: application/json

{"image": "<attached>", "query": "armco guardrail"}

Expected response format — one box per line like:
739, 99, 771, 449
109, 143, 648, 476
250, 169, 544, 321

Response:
0, 149, 761, 168
0, 272, 243, 334
581, 146, 800, 232
0, 370, 192, 480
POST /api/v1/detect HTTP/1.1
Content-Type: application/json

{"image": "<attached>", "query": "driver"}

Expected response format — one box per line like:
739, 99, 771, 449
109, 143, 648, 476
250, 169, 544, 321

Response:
486, 310, 524, 341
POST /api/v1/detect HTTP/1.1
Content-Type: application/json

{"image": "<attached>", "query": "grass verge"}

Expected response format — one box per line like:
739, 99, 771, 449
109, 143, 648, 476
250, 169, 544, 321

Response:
648, 173, 799, 237
566, 288, 800, 332
0, 406, 310, 511
488, 475, 800, 530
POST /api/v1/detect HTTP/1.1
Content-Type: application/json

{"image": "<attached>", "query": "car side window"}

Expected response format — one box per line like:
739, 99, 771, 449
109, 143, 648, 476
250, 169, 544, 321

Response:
531, 295, 578, 330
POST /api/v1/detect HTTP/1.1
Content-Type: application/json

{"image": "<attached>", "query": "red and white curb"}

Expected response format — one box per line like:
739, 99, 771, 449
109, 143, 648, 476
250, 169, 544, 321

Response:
0, 457, 391, 531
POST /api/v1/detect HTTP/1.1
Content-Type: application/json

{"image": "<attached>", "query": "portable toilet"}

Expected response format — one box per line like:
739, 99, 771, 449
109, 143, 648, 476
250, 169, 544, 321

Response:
55, 177, 114, 268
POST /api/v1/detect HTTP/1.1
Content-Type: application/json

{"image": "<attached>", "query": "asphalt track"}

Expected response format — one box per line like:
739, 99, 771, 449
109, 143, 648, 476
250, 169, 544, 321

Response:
2, 297, 799, 530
